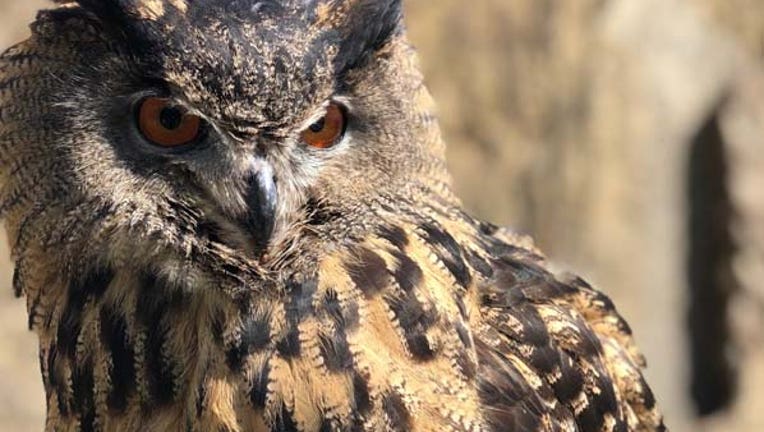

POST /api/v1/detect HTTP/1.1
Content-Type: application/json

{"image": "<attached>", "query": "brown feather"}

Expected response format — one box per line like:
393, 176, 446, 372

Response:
0, 2, 665, 431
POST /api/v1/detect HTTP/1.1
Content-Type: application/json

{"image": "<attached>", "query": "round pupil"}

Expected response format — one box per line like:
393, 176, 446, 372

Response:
159, 107, 184, 130
309, 118, 326, 133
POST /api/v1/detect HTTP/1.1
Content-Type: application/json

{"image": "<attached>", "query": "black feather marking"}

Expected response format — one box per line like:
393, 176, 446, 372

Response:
455, 296, 469, 320
491, 257, 548, 293
345, 247, 390, 297
319, 418, 333, 432
211, 309, 226, 347
46, 344, 69, 417
385, 293, 439, 361
615, 420, 630, 432
640, 376, 657, 409
286, 278, 317, 321
514, 303, 550, 348
275, 324, 301, 359
318, 329, 354, 372
58, 266, 115, 361
71, 358, 96, 432
378, 225, 409, 250
528, 345, 559, 377
523, 279, 576, 303
227, 313, 271, 370
250, 359, 271, 409
576, 400, 605, 432
419, 223, 472, 289
27, 293, 42, 330
404, 333, 434, 361
271, 403, 299, 432
319, 288, 360, 331
386, 288, 436, 331
38, 349, 51, 407
240, 314, 272, 352
275, 279, 316, 359
143, 320, 176, 407
478, 221, 500, 236
455, 349, 478, 380
304, 197, 343, 226
465, 250, 494, 278
352, 372, 372, 415
80, 264, 117, 298
571, 276, 594, 290
196, 368, 208, 418
570, 321, 605, 359
595, 375, 620, 416
195, 219, 226, 244
343, 299, 360, 329
551, 356, 585, 405
455, 320, 473, 349
390, 250, 423, 293
99, 305, 136, 414
381, 392, 412, 431
474, 339, 547, 432
484, 263, 554, 346
12, 265, 23, 298
56, 392, 70, 418
136, 270, 184, 407
485, 239, 527, 259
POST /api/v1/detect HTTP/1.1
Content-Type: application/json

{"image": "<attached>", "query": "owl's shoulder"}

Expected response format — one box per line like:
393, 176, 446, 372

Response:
310, 204, 666, 431
473, 224, 666, 431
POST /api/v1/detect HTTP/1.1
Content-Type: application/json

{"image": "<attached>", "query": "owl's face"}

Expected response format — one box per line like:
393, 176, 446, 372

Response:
4, 0, 445, 268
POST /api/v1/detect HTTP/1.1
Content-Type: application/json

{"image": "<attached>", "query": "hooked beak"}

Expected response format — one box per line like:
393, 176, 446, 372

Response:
241, 158, 277, 254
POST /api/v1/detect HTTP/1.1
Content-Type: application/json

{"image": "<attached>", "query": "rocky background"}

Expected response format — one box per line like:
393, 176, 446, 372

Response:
1, 1, 763, 431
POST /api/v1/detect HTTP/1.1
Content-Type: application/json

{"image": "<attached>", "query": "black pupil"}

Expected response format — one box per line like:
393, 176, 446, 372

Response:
159, 107, 184, 130
309, 117, 326, 133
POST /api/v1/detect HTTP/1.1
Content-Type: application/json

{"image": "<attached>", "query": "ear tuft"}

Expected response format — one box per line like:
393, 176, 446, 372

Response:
330, 0, 404, 75
63, 0, 191, 62
71, 0, 186, 23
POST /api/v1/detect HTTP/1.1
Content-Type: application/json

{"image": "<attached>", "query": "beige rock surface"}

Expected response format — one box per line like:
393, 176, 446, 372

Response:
1, 1, 762, 431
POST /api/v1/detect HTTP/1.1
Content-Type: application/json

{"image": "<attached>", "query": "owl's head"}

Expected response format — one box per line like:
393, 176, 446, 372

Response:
0, 0, 450, 276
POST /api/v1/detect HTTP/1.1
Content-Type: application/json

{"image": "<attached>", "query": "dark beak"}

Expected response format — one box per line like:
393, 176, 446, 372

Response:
242, 159, 277, 254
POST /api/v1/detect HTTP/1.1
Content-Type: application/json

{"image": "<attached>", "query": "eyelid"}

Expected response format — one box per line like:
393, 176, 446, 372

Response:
300, 97, 354, 131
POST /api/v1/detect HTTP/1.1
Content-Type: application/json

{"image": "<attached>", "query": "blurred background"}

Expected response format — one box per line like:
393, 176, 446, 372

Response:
1, 0, 763, 431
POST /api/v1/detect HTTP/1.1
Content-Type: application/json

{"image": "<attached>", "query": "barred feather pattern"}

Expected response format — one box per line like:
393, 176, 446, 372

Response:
4, 192, 667, 431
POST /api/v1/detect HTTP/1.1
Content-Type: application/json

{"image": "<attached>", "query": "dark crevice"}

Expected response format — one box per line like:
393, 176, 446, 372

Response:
687, 110, 739, 416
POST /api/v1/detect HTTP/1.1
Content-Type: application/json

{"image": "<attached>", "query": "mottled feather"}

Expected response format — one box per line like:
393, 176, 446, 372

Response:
0, 1, 665, 431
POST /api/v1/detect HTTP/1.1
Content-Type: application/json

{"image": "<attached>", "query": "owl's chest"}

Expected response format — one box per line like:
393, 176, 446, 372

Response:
39, 207, 494, 431
42, 260, 483, 432
189, 269, 484, 432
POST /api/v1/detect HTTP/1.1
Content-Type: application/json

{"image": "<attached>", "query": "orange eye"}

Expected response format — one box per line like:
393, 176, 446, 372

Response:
301, 103, 347, 149
137, 97, 202, 147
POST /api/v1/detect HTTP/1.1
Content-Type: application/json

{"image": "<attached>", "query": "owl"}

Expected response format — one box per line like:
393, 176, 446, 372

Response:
0, 1, 666, 431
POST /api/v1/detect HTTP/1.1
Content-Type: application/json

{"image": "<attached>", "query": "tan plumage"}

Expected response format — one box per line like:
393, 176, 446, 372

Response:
0, 1, 665, 431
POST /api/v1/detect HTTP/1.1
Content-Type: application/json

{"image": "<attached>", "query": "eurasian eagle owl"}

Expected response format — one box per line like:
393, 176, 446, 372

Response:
0, 1, 666, 431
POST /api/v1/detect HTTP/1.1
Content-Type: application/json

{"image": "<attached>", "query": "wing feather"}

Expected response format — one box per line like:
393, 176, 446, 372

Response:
473, 231, 666, 432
